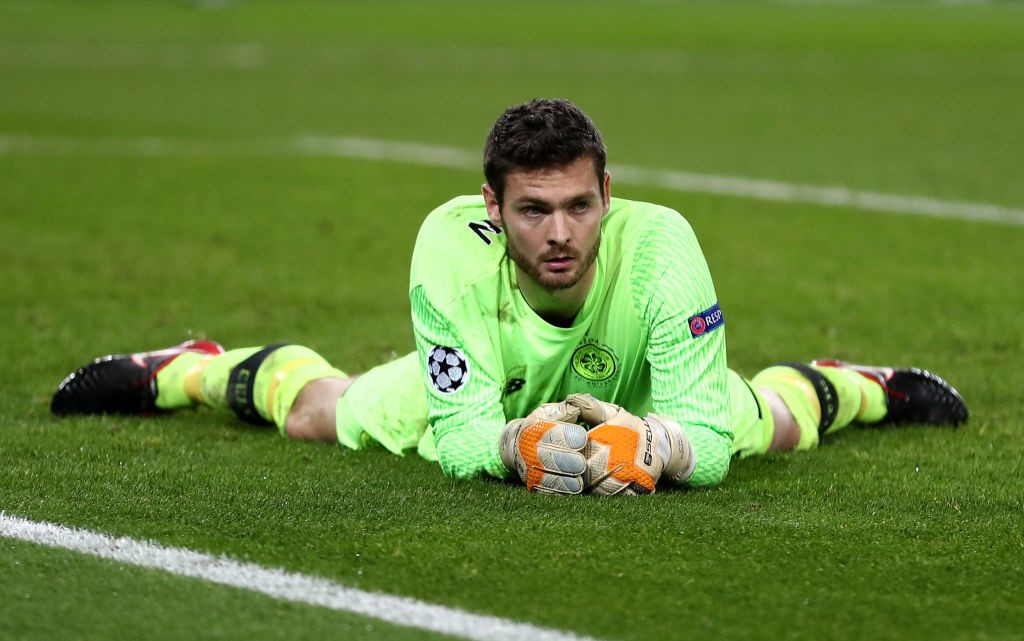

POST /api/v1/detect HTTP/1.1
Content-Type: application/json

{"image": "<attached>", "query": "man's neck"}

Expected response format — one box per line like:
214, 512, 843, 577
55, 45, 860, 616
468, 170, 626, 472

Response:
516, 265, 595, 328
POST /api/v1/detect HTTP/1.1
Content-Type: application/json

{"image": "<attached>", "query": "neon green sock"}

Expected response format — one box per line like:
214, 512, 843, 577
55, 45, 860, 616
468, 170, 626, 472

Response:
751, 363, 882, 450
154, 351, 217, 410
188, 345, 345, 434
827, 368, 888, 423
860, 385, 887, 423
156, 345, 346, 434
190, 347, 263, 413
812, 366, 864, 434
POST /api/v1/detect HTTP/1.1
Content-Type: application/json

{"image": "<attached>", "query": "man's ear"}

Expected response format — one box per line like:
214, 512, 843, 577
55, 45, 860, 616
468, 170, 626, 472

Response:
601, 171, 612, 215
482, 183, 503, 227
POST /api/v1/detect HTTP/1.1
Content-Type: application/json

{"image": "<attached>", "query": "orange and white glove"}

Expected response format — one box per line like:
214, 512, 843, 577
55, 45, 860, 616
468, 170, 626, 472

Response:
498, 400, 589, 495
565, 393, 695, 496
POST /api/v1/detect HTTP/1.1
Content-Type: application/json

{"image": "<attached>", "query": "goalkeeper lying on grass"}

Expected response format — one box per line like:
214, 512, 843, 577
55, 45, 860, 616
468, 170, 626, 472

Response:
51, 99, 968, 495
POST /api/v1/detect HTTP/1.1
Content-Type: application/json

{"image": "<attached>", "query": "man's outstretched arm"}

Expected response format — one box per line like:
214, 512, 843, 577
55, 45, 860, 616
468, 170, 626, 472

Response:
410, 285, 513, 480
636, 211, 733, 487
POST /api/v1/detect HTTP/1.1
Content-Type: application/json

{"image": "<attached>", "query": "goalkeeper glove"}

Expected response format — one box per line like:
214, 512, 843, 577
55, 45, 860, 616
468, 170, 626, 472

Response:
499, 400, 589, 494
565, 393, 695, 496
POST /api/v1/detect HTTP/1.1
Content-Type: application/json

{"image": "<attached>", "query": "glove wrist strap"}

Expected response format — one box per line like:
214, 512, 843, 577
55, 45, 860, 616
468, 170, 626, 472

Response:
498, 420, 524, 474
648, 416, 696, 483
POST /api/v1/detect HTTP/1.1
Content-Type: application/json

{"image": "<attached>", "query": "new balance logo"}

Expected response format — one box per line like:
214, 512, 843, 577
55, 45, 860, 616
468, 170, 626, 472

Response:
502, 378, 525, 398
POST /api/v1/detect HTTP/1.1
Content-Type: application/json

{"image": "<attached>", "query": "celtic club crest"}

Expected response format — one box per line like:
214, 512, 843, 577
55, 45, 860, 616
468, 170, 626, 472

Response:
570, 341, 617, 383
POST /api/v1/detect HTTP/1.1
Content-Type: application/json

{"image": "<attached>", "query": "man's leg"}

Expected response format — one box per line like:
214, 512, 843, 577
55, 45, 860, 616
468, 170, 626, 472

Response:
727, 370, 789, 458
274, 351, 430, 455
282, 377, 353, 441
53, 341, 345, 433
167, 343, 426, 452
51, 339, 226, 416
330, 352, 431, 456
53, 342, 431, 456
730, 361, 968, 457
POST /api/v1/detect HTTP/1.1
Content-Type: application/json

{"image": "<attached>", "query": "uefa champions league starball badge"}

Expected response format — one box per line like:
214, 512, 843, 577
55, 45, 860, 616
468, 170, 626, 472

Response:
427, 345, 469, 394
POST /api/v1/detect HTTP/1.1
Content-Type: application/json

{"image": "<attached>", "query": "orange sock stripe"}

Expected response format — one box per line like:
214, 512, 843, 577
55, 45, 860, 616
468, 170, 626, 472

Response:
183, 357, 215, 404
773, 374, 822, 422
857, 387, 870, 419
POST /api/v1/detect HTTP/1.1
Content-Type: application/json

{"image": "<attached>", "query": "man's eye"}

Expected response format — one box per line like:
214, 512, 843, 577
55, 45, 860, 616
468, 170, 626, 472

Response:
571, 202, 590, 214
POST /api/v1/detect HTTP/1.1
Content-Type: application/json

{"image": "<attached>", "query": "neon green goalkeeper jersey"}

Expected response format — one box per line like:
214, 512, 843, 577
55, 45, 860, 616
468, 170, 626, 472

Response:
409, 195, 731, 486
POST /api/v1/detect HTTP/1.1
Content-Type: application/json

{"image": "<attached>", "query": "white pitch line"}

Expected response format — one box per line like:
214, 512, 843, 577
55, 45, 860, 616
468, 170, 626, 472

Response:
3, 133, 1023, 227
295, 136, 1024, 226
1, 513, 605, 641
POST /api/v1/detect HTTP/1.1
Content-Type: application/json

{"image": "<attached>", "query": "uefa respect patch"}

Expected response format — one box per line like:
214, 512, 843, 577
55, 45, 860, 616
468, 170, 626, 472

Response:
688, 302, 724, 338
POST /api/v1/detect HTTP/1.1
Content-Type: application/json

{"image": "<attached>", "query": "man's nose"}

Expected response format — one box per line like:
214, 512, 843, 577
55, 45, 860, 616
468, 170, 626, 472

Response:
547, 211, 571, 245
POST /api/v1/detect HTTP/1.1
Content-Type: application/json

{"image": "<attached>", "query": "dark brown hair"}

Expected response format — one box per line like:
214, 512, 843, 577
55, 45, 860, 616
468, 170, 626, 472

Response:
483, 99, 607, 205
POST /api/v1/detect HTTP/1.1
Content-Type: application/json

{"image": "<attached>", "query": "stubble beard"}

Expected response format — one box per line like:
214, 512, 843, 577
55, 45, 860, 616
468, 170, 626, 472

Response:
506, 233, 601, 292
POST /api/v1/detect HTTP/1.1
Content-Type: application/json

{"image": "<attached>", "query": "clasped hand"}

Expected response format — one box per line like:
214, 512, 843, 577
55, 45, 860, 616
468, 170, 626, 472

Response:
499, 394, 694, 495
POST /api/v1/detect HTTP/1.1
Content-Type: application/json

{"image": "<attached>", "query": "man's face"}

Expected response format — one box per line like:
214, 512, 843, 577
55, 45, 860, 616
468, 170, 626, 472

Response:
484, 156, 610, 293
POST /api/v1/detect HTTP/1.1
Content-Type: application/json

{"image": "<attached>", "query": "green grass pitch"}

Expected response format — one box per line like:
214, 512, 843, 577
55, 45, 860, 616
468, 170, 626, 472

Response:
2, 1, 1023, 640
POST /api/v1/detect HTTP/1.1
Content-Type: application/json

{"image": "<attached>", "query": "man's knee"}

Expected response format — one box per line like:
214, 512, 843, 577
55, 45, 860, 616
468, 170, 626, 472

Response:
285, 377, 354, 442
762, 388, 801, 451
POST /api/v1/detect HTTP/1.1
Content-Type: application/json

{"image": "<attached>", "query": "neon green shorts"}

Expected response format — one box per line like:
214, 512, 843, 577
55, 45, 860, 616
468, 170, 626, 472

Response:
728, 369, 775, 458
335, 351, 773, 461
334, 352, 434, 459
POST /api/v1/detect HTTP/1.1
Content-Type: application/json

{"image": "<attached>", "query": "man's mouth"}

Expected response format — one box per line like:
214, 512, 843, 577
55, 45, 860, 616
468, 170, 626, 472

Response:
543, 255, 576, 271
